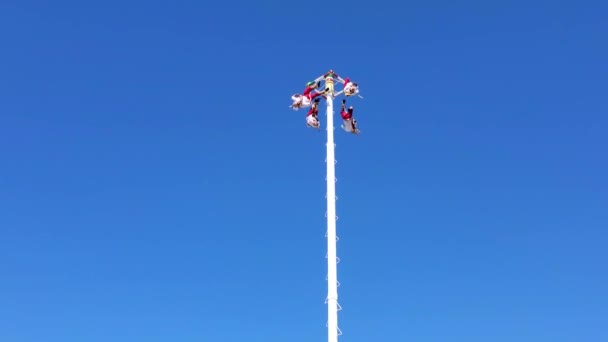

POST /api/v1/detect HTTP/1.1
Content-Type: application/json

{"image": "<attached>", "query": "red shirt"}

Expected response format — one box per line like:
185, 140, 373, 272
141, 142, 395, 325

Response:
341, 110, 352, 120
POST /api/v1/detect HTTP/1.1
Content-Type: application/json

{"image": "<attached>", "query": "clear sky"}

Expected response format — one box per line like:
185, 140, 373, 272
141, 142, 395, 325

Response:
1, 0, 607, 341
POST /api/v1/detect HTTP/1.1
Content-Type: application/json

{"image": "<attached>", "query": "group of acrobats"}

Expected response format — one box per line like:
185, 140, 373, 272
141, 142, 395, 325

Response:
290, 69, 361, 134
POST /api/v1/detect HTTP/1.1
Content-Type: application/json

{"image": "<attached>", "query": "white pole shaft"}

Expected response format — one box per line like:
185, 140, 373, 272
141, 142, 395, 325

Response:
326, 95, 339, 342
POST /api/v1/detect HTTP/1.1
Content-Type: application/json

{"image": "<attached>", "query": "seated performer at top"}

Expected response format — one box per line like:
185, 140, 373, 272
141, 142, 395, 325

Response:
322, 69, 340, 95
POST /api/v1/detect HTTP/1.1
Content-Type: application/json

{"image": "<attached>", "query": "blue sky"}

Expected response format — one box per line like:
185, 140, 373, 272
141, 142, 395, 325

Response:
1, 0, 607, 341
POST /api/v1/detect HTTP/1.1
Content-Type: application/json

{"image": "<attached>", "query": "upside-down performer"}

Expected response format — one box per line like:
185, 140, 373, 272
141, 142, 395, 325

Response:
306, 98, 321, 129
341, 77, 360, 97
291, 80, 324, 110
340, 99, 359, 134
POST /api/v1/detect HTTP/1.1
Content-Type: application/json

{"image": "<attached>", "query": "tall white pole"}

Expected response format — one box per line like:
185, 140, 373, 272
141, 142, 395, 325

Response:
325, 94, 339, 342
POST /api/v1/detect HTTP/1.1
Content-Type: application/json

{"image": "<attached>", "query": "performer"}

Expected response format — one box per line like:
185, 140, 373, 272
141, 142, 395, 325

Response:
291, 80, 324, 110
342, 77, 359, 97
340, 99, 359, 134
306, 98, 321, 129
322, 69, 340, 95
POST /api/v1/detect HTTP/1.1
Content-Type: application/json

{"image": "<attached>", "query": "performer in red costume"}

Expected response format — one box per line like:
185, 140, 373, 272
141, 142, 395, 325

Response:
341, 77, 360, 97
306, 98, 321, 129
291, 80, 324, 110
340, 99, 359, 134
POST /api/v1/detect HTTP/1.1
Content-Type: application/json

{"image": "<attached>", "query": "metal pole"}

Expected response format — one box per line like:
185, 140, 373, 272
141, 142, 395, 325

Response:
325, 90, 339, 342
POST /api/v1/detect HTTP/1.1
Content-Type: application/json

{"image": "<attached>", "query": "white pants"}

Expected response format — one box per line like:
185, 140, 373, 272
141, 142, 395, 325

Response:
344, 83, 358, 97
307, 115, 319, 127
292, 95, 311, 108
342, 118, 356, 132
